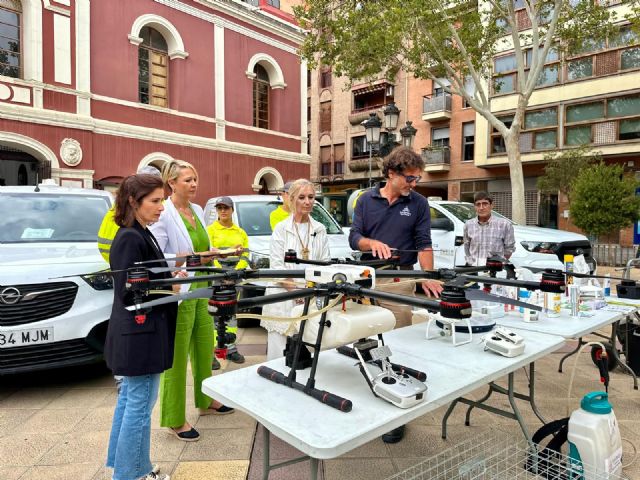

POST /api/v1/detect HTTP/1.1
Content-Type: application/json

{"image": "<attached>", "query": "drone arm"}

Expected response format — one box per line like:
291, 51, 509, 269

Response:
237, 287, 318, 308
346, 285, 442, 313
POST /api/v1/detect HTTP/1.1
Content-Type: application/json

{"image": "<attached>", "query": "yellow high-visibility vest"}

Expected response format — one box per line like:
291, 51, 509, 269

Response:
206, 221, 250, 269
269, 205, 290, 231
97, 206, 119, 263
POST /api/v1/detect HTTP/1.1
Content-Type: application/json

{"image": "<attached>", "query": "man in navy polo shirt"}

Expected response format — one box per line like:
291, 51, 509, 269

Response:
349, 146, 443, 443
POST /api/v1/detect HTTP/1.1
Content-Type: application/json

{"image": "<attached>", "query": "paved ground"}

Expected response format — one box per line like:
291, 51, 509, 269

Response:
1, 315, 639, 480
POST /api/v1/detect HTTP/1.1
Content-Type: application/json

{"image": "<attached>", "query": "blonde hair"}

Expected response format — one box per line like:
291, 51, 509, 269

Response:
161, 160, 198, 189
287, 178, 315, 216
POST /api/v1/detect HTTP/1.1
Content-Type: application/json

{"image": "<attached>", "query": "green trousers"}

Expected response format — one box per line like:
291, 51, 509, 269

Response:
159, 297, 213, 428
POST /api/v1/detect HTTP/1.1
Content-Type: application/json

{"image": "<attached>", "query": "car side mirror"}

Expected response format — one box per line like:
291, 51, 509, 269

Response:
431, 217, 454, 231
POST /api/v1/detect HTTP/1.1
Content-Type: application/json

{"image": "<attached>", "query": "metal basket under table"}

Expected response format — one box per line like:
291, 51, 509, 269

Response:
386, 431, 628, 480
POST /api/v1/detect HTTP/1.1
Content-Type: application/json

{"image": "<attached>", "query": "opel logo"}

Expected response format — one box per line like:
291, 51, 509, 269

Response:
0, 287, 20, 305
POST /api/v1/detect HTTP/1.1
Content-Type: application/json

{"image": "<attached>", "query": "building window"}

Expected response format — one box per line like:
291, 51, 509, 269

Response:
352, 136, 369, 158
490, 116, 513, 154
307, 69, 312, 88
460, 180, 488, 203
493, 47, 559, 95
524, 108, 558, 149
462, 122, 475, 161
431, 127, 450, 148
320, 66, 332, 89
0, 1, 21, 79
253, 64, 270, 129
307, 98, 311, 122
352, 82, 394, 113
334, 144, 345, 175
320, 145, 331, 176
319, 101, 331, 133
307, 133, 311, 155
266, 0, 281, 7
565, 95, 640, 145
139, 27, 168, 107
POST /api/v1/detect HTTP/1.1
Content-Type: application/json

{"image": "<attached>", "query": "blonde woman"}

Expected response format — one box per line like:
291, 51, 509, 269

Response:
261, 179, 331, 360
150, 160, 233, 443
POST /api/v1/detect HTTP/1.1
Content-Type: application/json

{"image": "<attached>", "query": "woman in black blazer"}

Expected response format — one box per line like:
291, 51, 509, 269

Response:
104, 174, 177, 480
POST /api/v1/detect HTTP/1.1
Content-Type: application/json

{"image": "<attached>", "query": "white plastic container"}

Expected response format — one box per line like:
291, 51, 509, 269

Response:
544, 291, 562, 318
567, 391, 623, 480
298, 301, 396, 350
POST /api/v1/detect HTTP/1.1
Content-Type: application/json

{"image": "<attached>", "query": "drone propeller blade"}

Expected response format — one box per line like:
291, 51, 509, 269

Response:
518, 265, 625, 282
125, 287, 212, 311
464, 288, 543, 312
50, 268, 115, 279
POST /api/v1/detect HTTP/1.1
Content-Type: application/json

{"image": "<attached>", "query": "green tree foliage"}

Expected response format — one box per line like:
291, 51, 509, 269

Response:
537, 146, 600, 201
569, 162, 640, 237
295, 0, 616, 223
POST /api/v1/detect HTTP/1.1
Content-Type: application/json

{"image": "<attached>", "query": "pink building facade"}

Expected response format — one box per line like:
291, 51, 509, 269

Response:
0, 0, 308, 205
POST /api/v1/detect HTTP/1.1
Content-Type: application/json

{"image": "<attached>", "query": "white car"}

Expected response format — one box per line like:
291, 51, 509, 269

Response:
203, 194, 352, 268
0, 184, 113, 374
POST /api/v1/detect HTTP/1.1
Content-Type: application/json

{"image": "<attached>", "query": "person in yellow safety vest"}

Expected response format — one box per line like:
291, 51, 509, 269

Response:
269, 180, 293, 231
206, 196, 248, 368
97, 165, 162, 263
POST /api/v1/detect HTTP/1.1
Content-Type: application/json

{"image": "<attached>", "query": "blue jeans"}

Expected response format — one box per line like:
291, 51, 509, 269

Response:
107, 374, 160, 480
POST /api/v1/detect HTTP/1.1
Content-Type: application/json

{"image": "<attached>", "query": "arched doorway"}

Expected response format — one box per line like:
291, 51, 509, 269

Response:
0, 145, 43, 186
252, 167, 284, 194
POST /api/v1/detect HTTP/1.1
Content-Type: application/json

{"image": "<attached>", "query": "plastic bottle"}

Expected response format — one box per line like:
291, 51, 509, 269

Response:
564, 254, 575, 296
603, 274, 611, 297
544, 291, 562, 318
568, 392, 622, 480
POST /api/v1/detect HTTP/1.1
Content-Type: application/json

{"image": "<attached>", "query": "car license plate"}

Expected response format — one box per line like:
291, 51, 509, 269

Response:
0, 327, 54, 348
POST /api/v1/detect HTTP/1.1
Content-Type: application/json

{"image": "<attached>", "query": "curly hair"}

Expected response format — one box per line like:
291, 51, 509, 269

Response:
114, 174, 164, 227
382, 147, 425, 178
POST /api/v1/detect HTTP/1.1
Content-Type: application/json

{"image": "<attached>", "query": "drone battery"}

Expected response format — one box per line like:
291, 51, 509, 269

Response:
484, 335, 525, 357
298, 302, 396, 350
616, 281, 640, 300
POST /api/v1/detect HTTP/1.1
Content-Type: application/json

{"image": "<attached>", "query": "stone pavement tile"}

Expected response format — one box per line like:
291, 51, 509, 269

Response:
195, 410, 256, 430
0, 408, 37, 438
150, 429, 188, 462
172, 460, 249, 480
0, 432, 62, 466
250, 425, 308, 461
237, 344, 267, 356
339, 438, 390, 459
0, 387, 18, 402
38, 430, 108, 465
0, 388, 67, 409
74, 406, 115, 432
0, 466, 27, 480
18, 407, 89, 435
323, 457, 396, 480
91, 462, 177, 480
223, 356, 265, 373
392, 457, 428, 475
45, 388, 112, 409
383, 424, 490, 459
180, 427, 254, 461
21, 462, 102, 480
98, 389, 118, 408
247, 456, 324, 480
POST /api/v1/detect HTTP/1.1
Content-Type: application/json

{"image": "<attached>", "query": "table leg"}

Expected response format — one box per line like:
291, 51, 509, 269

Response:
465, 385, 494, 426
310, 458, 319, 480
558, 337, 584, 373
528, 363, 547, 424
507, 372, 533, 447
441, 398, 460, 440
611, 320, 638, 390
263, 425, 270, 480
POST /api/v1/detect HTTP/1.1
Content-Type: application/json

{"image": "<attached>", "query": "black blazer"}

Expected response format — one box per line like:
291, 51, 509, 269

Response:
104, 222, 177, 376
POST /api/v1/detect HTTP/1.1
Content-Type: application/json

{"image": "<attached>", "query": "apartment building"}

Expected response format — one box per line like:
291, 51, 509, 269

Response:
0, 0, 307, 205
308, 2, 640, 244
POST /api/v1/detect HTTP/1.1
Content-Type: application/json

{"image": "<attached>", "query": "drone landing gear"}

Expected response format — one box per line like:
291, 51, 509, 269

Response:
257, 296, 353, 412
426, 312, 474, 347
338, 335, 427, 409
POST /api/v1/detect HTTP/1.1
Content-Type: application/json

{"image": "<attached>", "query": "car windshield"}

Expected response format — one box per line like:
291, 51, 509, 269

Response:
235, 201, 343, 236
0, 193, 111, 243
439, 203, 515, 224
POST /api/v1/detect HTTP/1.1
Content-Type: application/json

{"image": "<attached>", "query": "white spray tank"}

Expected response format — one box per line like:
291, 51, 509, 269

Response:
567, 391, 622, 480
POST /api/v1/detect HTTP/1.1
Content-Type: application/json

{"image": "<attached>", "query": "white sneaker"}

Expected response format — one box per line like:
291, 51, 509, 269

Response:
151, 465, 160, 475
138, 473, 170, 480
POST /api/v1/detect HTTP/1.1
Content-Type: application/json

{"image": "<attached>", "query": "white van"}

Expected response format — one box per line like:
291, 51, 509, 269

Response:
0, 184, 113, 374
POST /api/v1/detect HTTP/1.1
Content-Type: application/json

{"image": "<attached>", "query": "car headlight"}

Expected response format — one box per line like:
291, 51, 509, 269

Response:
81, 273, 114, 290
520, 241, 559, 254
250, 254, 270, 269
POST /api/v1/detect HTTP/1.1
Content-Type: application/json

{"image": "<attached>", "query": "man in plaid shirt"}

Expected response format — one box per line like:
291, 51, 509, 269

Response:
463, 192, 515, 266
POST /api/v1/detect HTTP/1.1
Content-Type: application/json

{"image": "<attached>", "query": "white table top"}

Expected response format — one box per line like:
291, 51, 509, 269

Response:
202, 324, 563, 459
495, 306, 629, 339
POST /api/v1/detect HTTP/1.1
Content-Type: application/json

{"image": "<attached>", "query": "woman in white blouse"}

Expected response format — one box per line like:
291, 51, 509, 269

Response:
261, 179, 331, 360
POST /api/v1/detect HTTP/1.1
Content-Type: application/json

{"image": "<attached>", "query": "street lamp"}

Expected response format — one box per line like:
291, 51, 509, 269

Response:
400, 121, 417, 148
362, 112, 382, 188
382, 102, 400, 130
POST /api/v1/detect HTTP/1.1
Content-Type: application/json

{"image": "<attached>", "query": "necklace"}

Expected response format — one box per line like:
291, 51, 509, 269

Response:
293, 220, 311, 260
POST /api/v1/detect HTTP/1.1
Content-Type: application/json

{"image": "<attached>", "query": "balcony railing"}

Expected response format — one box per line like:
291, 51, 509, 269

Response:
422, 94, 452, 122
421, 146, 451, 172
